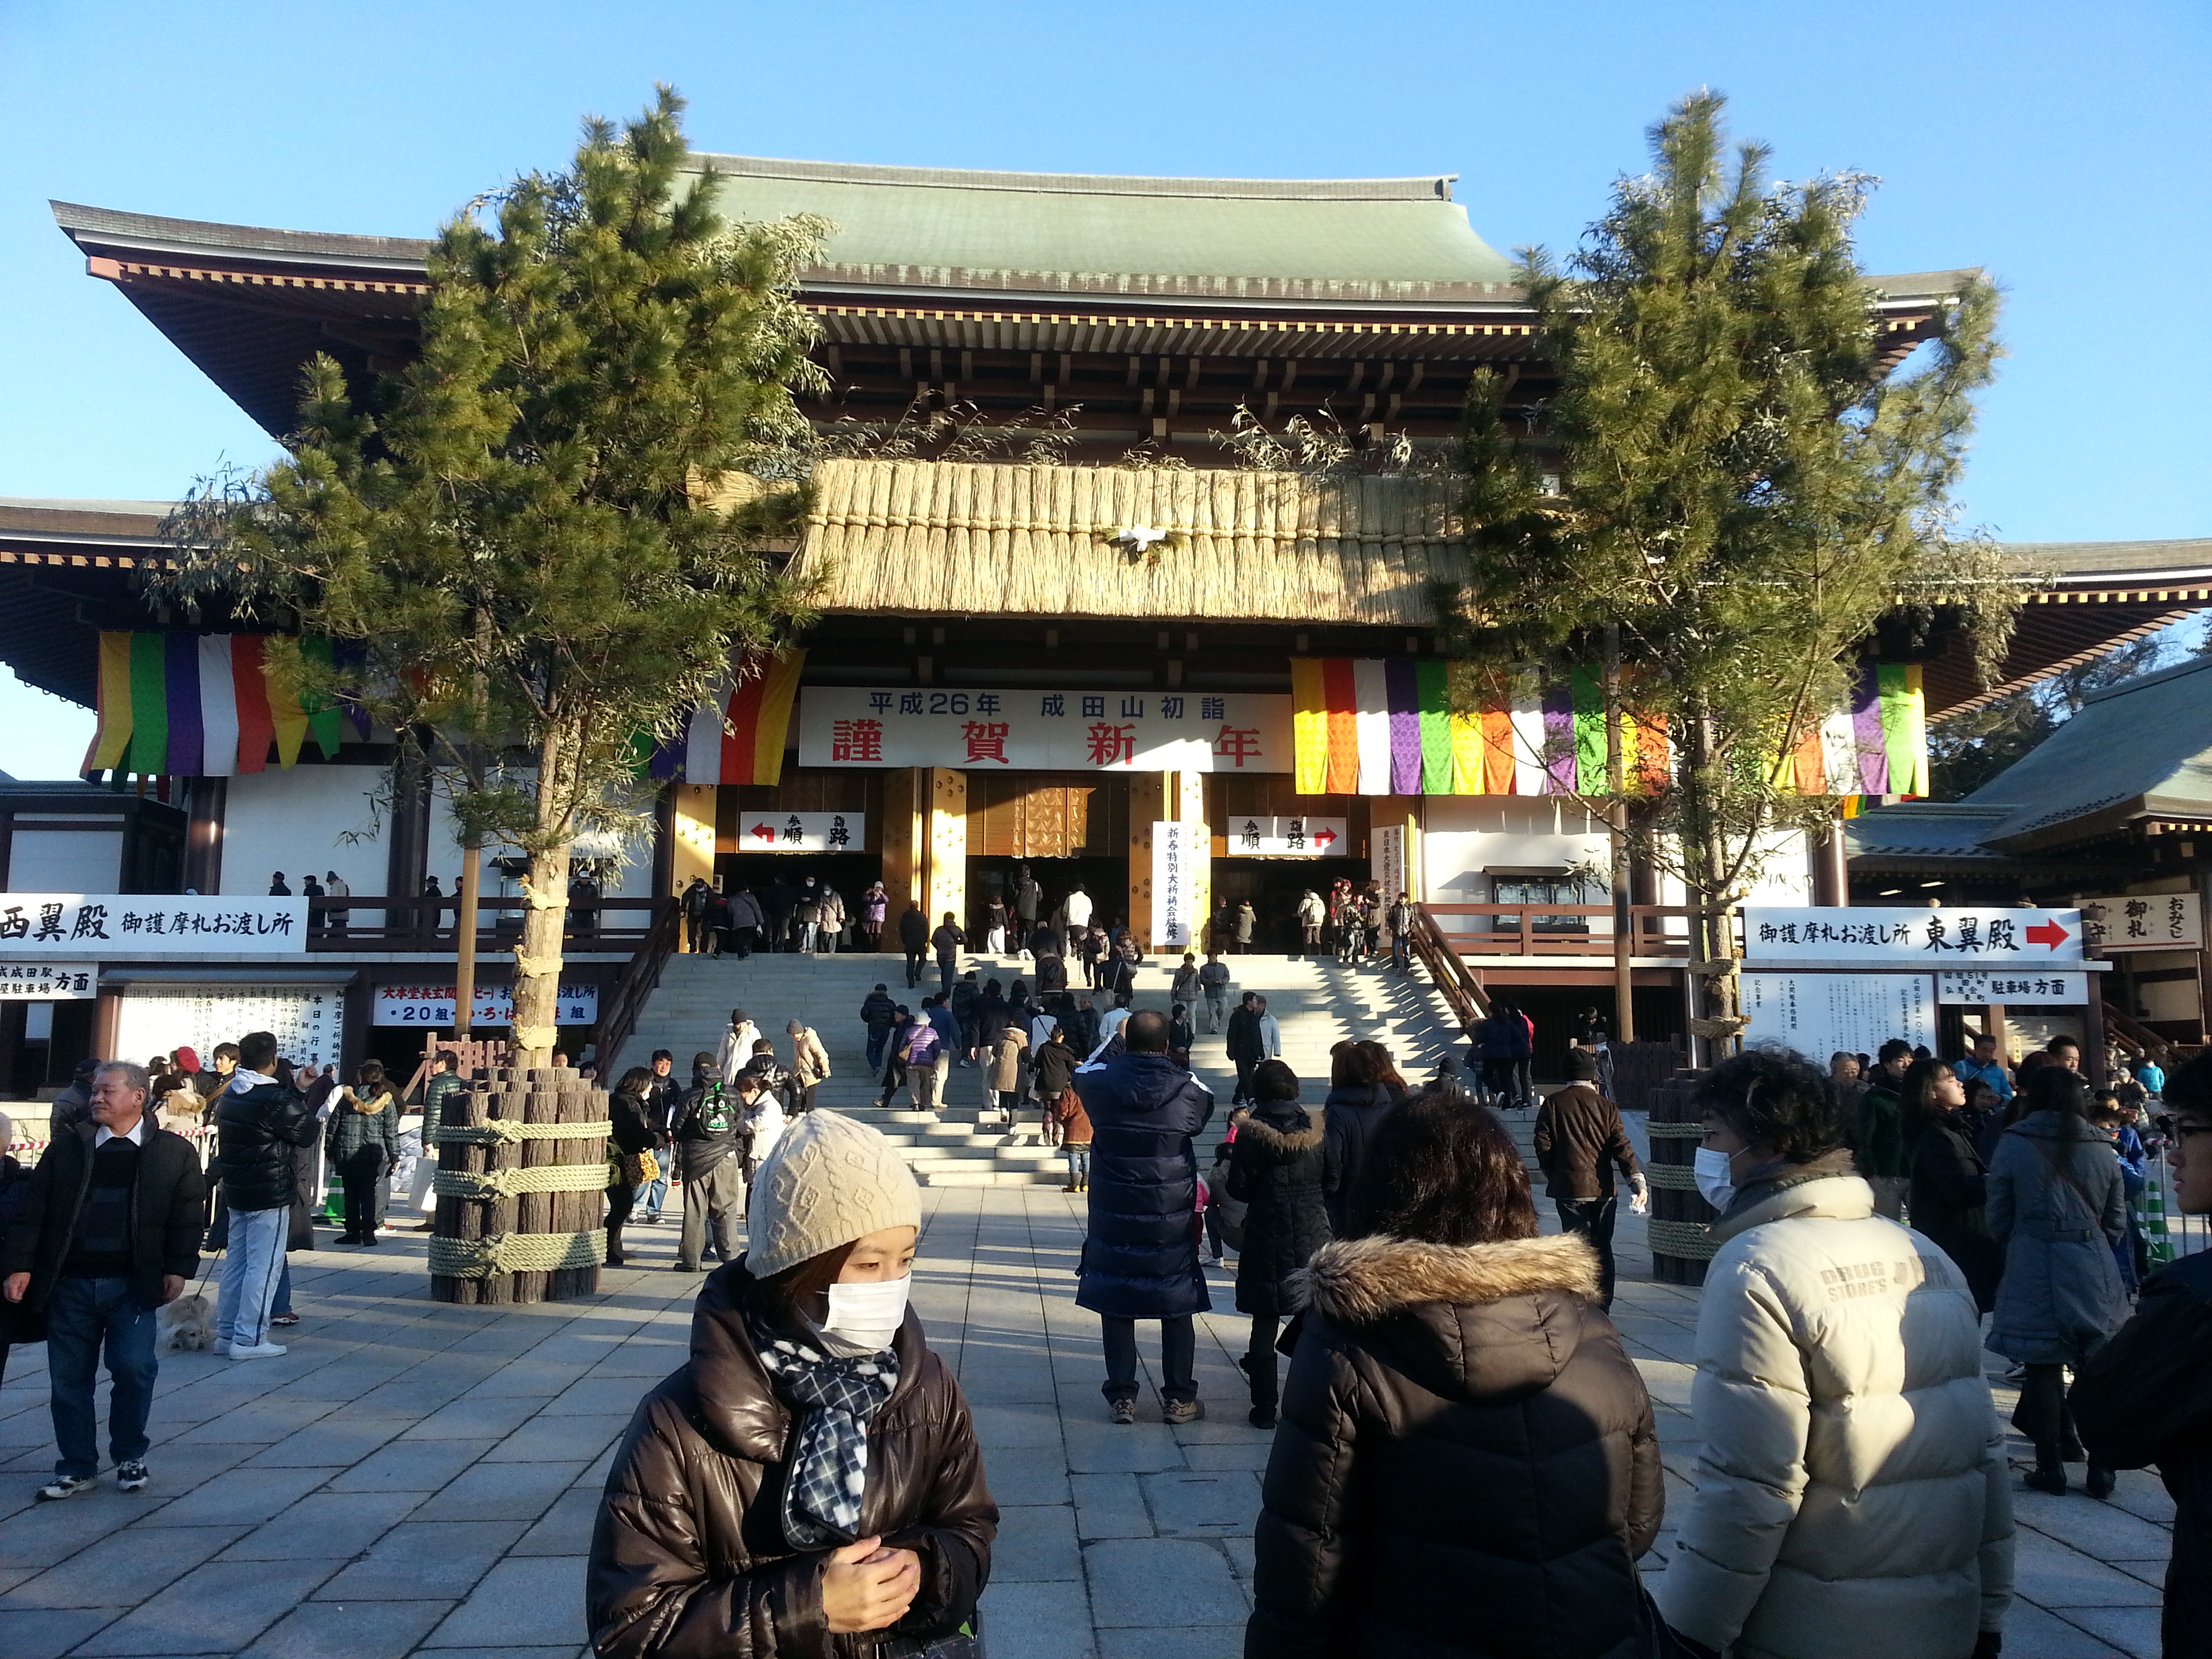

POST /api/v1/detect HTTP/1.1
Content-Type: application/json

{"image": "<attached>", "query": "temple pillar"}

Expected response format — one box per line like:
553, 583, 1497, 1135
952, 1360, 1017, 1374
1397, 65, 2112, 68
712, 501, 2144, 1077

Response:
183, 777, 228, 897
923, 768, 967, 936
880, 769, 926, 915
671, 784, 716, 947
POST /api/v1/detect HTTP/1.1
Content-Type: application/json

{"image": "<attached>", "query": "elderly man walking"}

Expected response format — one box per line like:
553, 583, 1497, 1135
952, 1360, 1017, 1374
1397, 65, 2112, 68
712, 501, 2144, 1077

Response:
212, 1031, 319, 1359
1076, 1009, 1216, 1425
4, 1061, 205, 1499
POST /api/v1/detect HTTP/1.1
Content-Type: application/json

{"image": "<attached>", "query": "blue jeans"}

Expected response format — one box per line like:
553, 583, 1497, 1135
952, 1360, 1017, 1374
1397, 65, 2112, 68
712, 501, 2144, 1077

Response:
46, 1276, 159, 1479
1065, 1145, 1091, 1185
216, 1204, 288, 1350
867, 1027, 890, 1074
634, 1172, 668, 1219
272, 1261, 293, 1318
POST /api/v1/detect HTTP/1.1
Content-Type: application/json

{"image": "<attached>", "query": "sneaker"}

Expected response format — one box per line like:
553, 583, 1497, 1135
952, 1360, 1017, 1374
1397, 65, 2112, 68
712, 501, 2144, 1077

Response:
36, 1475, 97, 1501
1109, 1397, 1138, 1425
228, 1341, 288, 1361
115, 1460, 150, 1492
1162, 1397, 1205, 1426
269, 1313, 300, 1327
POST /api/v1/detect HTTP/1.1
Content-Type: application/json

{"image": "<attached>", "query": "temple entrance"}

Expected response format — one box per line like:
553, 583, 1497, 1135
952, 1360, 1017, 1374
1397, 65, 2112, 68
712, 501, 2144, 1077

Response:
1210, 857, 1371, 956
716, 852, 888, 951
964, 772, 1131, 944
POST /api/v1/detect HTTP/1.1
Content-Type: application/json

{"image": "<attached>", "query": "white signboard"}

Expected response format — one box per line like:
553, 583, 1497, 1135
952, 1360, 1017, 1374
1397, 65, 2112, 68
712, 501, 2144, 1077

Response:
1742, 971, 1937, 1061
0, 962, 96, 1000
1743, 905, 2084, 966
1938, 970, 2089, 1006
1374, 825, 1407, 903
1150, 821, 1208, 949
2083, 893, 2202, 952
115, 984, 345, 1073
798, 687, 1292, 773
0, 894, 307, 956
727, 811, 866, 854
373, 981, 599, 1028
1223, 816, 1349, 858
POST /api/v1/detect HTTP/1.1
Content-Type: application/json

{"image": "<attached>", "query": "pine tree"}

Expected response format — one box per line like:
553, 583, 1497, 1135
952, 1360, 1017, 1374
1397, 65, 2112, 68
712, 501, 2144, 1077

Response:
1452, 91, 2014, 1047
160, 89, 827, 1063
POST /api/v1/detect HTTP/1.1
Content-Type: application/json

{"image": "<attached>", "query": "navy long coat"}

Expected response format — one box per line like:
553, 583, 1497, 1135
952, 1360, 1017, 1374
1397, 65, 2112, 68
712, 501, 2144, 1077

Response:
1075, 1052, 1216, 1319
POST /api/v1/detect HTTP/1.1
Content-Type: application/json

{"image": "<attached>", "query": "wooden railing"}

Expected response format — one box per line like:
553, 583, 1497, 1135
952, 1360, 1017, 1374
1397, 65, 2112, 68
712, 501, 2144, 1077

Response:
298, 895, 664, 954
594, 897, 684, 1076
1418, 903, 1695, 958
1405, 903, 1491, 1028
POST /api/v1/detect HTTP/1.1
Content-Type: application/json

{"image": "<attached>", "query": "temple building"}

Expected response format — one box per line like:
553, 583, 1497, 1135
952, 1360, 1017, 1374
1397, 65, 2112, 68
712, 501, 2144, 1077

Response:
4, 156, 2203, 1083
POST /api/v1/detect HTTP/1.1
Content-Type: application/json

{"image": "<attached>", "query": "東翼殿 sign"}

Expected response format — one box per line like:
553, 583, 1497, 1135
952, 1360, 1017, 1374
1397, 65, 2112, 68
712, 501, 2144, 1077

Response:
798, 688, 1292, 773
1742, 906, 2083, 965
0, 895, 306, 956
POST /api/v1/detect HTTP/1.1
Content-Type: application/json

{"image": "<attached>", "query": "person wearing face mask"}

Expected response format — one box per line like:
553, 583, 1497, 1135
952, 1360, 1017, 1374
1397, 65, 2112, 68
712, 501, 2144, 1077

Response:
588, 1109, 996, 1656
1660, 1048, 2013, 1659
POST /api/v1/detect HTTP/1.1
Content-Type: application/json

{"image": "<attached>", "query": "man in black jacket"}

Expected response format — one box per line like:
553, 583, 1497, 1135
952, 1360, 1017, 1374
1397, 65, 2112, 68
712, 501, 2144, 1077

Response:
2074, 1061, 2212, 1656
861, 983, 900, 1077
897, 901, 930, 988
5, 1061, 204, 1500
1225, 994, 1267, 1107
670, 1053, 752, 1273
211, 1031, 319, 1359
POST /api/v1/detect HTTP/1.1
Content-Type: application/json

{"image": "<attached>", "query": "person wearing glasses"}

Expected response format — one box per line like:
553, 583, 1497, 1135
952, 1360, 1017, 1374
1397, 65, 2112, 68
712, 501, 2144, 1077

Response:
2074, 1054, 2212, 1658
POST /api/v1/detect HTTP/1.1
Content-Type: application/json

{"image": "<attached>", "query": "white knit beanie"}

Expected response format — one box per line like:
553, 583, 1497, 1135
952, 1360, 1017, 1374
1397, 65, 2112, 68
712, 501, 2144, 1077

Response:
746, 1109, 922, 1280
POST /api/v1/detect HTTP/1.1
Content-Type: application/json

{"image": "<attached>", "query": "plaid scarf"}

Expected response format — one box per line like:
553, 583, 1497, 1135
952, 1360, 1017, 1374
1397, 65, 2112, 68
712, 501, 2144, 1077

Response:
746, 1313, 900, 1548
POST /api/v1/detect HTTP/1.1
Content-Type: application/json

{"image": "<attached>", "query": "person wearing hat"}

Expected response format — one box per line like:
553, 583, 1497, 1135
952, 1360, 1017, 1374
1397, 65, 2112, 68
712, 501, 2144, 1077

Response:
588, 1110, 997, 1655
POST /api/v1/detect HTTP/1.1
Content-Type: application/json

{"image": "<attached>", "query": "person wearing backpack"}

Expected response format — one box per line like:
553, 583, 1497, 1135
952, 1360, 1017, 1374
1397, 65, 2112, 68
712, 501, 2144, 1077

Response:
672, 1054, 753, 1274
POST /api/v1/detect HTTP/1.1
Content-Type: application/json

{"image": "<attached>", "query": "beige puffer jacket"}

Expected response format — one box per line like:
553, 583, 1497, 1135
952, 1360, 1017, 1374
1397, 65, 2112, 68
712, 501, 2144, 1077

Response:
1656, 1160, 2013, 1659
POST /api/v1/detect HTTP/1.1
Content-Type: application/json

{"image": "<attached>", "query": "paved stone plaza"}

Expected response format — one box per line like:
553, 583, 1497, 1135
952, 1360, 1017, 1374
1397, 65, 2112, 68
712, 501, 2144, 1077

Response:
0, 1172, 2176, 1658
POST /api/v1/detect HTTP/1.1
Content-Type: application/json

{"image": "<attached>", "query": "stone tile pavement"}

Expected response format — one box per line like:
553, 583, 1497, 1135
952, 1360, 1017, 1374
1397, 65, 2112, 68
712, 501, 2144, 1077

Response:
0, 1170, 2173, 1658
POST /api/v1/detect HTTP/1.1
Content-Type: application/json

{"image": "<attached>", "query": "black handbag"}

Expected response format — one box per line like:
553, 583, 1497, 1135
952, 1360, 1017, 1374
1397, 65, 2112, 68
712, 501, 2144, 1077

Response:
876, 1613, 984, 1658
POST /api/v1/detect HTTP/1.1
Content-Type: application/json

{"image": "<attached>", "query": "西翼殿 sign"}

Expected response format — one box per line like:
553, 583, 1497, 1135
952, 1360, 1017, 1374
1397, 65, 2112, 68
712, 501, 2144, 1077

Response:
1742, 905, 2083, 965
0, 895, 306, 956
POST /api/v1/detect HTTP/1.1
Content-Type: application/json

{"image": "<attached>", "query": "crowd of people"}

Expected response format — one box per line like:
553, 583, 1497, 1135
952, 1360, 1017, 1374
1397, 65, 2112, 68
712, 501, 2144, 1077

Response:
8, 958, 2212, 1658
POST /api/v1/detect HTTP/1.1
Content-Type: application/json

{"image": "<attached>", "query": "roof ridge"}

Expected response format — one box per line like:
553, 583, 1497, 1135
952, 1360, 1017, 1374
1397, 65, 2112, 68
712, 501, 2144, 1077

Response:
686, 154, 1457, 202
2076, 652, 2212, 708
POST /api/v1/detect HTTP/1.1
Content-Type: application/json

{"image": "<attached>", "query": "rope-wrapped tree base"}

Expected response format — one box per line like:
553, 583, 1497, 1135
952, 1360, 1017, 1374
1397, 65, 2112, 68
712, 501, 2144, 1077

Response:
1644, 1069, 1717, 1286
428, 1066, 610, 1305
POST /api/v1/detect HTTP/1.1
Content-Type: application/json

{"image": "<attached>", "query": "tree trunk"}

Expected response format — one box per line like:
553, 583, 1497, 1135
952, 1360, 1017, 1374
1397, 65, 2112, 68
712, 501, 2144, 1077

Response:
1604, 625, 1636, 1044
510, 715, 578, 1069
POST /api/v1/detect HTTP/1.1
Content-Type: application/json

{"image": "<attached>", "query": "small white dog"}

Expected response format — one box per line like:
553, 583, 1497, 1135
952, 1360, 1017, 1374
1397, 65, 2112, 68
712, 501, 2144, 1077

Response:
159, 1292, 214, 1352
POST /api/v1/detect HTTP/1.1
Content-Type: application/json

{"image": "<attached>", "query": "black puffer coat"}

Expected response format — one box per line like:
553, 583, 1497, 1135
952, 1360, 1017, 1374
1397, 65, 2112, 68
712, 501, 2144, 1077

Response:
1075, 1051, 1215, 1319
587, 1260, 997, 1657
1250, 1232, 1663, 1659
1320, 1082, 1395, 1233
213, 1078, 320, 1211
1910, 1118, 2001, 1313
1227, 1103, 1330, 1318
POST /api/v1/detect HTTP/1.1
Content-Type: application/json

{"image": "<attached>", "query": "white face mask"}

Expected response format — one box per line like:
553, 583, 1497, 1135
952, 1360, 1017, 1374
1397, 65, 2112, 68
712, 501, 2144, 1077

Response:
1694, 1147, 1738, 1213
823, 1274, 911, 1351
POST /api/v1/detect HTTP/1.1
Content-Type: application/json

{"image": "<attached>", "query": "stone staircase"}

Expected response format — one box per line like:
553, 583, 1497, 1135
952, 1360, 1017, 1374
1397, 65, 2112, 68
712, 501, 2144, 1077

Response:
609, 945, 1471, 1185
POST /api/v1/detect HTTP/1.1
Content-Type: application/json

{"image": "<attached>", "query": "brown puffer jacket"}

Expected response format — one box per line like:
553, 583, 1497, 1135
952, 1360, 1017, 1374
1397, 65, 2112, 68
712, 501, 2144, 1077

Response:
587, 1261, 998, 1657
1249, 1231, 1664, 1659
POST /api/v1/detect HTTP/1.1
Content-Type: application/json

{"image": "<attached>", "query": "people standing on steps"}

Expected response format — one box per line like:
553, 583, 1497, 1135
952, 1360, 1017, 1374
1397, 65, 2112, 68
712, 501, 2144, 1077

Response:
818, 882, 845, 954
1014, 863, 1042, 947
324, 1061, 399, 1247
211, 1031, 319, 1358
633, 1051, 681, 1225
930, 913, 965, 998
859, 880, 888, 954
1531, 1046, 1646, 1309
725, 884, 763, 958
1168, 1003, 1194, 1070
785, 1020, 830, 1117
716, 1008, 762, 1089
924, 996, 959, 1105
794, 879, 822, 955
1233, 899, 1256, 956
1067, 994, 1102, 1061
984, 893, 1010, 956
949, 972, 982, 1066
891, 1009, 943, 1117
1076, 1009, 1214, 1426
1660, 1048, 2013, 1659
1063, 881, 1093, 956
1986, 1064, 2129, 1498
1033, 1024, 1080, 1155
1050, 1069, 1093, 1193
1296, 888, 1326, 958
1320, 1043, 1399, 1237
1197, 952, 1231, 1033
989, 1022, 1029, 1140
898, 901, 929, 989
672, 1052, 751, 1273
4, 1062, 205, 1501
1225, 992, 1279, 1108
1225, 1060, 1328, 1429
1387, 890, 1416, 973
586, 1109, 998, 1658
680, 876, 712, 954
860, 984, 899, 1079
701, 885, 733, 958
1247, 1086, 1664, 1659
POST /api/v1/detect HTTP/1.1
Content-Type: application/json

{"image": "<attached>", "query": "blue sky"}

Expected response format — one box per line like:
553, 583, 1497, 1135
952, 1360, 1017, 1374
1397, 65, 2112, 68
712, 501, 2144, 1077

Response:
1, 0, 2205, 777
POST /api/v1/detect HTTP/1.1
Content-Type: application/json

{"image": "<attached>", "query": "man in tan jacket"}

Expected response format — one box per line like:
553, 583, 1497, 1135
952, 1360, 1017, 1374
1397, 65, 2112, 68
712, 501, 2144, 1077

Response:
785, 1019, 831, 1117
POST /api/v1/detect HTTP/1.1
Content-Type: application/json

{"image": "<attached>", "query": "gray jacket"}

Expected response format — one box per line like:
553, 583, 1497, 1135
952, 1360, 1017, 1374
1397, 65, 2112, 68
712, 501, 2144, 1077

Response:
1986, 1110, 2130, 1366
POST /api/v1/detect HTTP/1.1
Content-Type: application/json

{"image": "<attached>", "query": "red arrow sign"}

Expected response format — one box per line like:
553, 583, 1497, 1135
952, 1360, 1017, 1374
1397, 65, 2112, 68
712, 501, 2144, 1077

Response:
1313, 829, 1338, 851
750, 822, 777, 844
2026, 919, 2070, 951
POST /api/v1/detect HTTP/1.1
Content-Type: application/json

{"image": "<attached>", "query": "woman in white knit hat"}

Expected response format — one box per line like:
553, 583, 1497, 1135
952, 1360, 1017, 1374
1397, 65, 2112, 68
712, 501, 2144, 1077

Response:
587, 1109, 996, 1656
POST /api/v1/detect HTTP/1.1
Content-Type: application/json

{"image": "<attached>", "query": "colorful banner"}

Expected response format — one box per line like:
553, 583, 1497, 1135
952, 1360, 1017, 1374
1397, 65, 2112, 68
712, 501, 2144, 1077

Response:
647, 652, 805, 787
1294, 657, 1925, 800
85, 633, 367, 779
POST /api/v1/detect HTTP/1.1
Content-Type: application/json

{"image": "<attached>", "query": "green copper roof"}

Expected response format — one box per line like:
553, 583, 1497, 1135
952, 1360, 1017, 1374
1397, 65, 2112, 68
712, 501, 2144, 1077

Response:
684, 155, 1518, 291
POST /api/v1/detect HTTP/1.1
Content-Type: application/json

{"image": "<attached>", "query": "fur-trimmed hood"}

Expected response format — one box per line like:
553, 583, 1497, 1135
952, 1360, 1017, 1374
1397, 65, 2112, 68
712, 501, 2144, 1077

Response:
1292, 1232, 1606, 1404
1231, 1102, 1324, 1155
